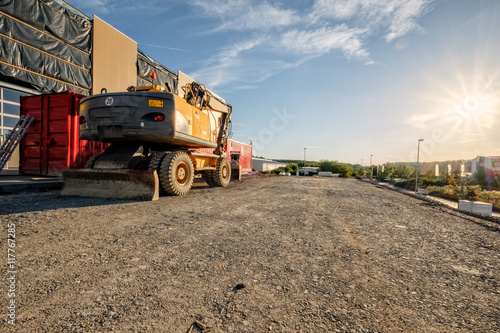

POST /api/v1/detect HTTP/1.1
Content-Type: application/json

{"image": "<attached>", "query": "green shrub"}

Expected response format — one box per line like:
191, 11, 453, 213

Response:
459, 184, 481, 201
443, 185, 459, 200
422, 177, 444, 187
393, 179, 415, 190
426, 185, 445, 197
478, 191, 500, 211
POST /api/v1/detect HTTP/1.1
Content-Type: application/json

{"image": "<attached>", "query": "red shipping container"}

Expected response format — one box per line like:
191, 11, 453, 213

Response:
226, 139, 252, 172
196, 138, 252, 172
20, 91, 109, 176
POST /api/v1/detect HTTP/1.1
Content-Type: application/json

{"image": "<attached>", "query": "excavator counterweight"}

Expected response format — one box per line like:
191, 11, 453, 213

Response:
62, 82, 232, 200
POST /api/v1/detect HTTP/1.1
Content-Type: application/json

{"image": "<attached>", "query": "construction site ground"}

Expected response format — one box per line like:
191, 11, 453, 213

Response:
1, 175, 499, 332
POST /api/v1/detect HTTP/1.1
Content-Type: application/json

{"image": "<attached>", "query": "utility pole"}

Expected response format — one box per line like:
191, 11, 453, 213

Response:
303, 148, 306, 168
370, 155, 373, 181
415, 139, 423, 193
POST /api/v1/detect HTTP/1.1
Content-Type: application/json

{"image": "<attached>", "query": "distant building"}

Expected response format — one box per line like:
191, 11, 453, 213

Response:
471, 156, 500, 176
297, 167, 319, 176
0, 1, 177, 170
252, 158, 287, 172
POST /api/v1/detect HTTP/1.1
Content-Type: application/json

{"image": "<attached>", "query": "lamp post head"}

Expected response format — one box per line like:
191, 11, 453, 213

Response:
418, 139, 424, 142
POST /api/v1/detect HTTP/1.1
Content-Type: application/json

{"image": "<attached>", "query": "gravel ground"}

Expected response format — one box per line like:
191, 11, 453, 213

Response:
1, 176, 499, 332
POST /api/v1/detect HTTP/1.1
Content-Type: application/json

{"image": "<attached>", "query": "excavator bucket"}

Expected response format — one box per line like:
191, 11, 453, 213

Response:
61, 169, 160, 201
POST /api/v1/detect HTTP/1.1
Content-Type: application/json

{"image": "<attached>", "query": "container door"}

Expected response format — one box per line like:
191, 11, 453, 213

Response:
42, 93, 72, 176
20, 95, 44, 175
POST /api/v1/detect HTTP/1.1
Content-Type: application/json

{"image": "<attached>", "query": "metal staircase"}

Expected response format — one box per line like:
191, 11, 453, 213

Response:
0, 115, 34, 171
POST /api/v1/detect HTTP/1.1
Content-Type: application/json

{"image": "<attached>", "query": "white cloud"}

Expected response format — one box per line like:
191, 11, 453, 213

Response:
71, 0, 173, 16
311, 0, 361, 20
212, 38, 266, 63
384, 0, 431, 41
188, 0, 433, 90
189, 37, 277, 89
191, 0, 299, 31
405, 112, 438, 129
280, 25, 369, 60
310, 0, 433, 42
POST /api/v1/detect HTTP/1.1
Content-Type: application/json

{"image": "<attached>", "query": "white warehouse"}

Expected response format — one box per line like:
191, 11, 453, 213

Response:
252, 158, 287, 172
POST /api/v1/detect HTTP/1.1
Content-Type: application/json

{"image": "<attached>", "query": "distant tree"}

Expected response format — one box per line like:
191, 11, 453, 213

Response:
379, 163, 394, 179
423, 169, 434, 178
338, 163, 354, 178
271, 166, 292, 174
288, 163, 299, 172
393, 164, 414, 179
357, 166, 365, 177
306, 162, 320, 168
492, 177, 500, 191
439, 170, 456, 186
475, 168, 486, 187
319, 160, 340, 173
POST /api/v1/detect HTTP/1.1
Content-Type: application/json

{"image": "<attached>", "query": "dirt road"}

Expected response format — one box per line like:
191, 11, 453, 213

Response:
1, 176, 499, 332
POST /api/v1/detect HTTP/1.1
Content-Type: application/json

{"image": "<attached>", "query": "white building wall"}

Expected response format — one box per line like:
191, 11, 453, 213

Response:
252, 158, 286, 172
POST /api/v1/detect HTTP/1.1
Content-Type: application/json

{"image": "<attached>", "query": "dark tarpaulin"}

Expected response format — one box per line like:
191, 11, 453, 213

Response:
0, 0, 91, 95
0, 64, 89, 95
137, 51, 178, 94
0, 35, 91, 89
0, 0, 91, 52
0, 13, 91, 69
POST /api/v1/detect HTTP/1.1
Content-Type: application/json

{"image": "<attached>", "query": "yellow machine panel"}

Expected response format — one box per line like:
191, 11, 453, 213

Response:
174, 94, 211, 142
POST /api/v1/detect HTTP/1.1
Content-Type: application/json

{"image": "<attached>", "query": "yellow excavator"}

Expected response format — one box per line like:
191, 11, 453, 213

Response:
61, 80, 232, 200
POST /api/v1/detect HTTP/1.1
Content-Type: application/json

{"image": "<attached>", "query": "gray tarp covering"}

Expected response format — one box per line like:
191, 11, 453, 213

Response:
0, 63, 88, 95
0, 13, 91, 69
0, 0, 91, 95
0, 36, 91, 88
0, 0, 182, 97
137, 51, 178, 94
0, 0, 91, 51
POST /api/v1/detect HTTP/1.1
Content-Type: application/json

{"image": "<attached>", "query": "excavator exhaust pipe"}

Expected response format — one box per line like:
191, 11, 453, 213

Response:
61, 169, 160, 201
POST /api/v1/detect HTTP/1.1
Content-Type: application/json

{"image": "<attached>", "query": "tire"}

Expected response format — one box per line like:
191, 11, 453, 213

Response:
204, 170, 216, 187
148, 152, 166, 173
213, 157, 231, 187
148, 152, 167, 194
159, 151, 194, 196
84, 153, 102, 169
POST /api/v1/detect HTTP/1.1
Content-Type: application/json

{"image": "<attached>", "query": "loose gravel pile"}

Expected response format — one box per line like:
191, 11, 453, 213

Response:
1, 176, 499, 332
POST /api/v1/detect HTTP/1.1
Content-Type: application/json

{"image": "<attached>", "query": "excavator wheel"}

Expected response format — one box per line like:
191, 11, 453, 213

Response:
148, 152, 167, 194
84, 153, 102, 169
213, 157, 231, 187
159, 151, 194, 196
203, 170, 216, 187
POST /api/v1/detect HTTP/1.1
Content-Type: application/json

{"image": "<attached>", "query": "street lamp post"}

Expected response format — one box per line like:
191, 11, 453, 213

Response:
370, 155, 373, 181
303, 148, 306, 168
415, 139, 424, 193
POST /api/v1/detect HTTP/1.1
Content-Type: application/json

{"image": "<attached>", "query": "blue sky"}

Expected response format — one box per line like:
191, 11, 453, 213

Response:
71, 0, 500, 165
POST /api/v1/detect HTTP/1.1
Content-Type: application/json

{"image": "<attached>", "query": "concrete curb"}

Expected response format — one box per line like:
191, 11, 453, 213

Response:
361, 179, 500, 225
